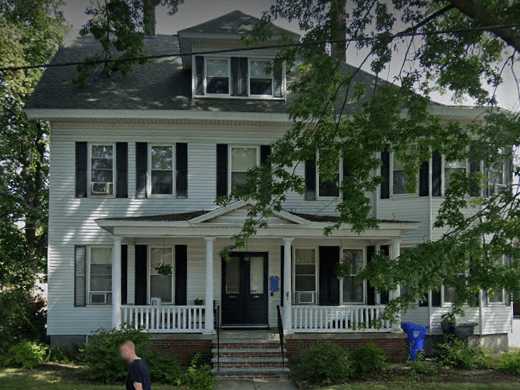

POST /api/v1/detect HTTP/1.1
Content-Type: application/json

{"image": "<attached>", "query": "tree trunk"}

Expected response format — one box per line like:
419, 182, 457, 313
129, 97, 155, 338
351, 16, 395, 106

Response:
143, 0, 158, 36
330, 0, 347, 65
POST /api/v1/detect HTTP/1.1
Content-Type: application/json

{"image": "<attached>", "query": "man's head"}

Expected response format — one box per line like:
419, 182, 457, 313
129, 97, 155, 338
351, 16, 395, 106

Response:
119, 340, 137, 362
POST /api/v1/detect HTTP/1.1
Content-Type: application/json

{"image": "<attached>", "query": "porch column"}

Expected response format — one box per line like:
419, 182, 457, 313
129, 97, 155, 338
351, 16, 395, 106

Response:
204, 237, 215, 333
111, 236, 122, 329
390, 238, 401, 331
283, 237, 293, 333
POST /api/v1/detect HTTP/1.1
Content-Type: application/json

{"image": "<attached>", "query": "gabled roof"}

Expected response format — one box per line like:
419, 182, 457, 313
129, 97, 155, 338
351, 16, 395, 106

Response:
177, 10, 298, 38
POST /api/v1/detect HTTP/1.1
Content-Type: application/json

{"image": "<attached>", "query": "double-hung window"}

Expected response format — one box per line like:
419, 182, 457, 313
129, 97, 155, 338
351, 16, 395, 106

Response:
342, 249, 364, 303
487, 160, 506, 196
249, 59, 273, 96
318, 153, 340, 198
230, 146, 259, 193
445, 160, 467, 193
393, 157, 415, 195
293, 249, 317, 305
206, 58, 230, 95
90, 144, 114, 196
89, 247, 112, 305
149, 145, 174, 196
150, 247, 174, 304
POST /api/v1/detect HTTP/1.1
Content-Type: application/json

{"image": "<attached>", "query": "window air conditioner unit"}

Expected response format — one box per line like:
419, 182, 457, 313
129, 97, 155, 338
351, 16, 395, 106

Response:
150, 297, 162, 306
295, 291, 315, 305
91, 182, 113, 195
90, 292, 112, 305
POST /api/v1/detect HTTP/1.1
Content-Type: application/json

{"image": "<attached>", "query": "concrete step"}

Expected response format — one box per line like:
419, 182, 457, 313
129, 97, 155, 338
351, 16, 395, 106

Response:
212, 349, 285, 358
212, 367, 290, 378
212, 356, 287, 363
214, 342, 281, 349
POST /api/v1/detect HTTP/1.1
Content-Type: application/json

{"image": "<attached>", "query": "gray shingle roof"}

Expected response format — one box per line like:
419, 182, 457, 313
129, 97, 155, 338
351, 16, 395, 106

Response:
26, 35, 288, 113
178, 10, 297, 38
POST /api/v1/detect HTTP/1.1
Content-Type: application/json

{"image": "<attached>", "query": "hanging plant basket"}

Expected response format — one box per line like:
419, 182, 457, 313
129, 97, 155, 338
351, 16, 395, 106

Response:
155, 264, 173, 276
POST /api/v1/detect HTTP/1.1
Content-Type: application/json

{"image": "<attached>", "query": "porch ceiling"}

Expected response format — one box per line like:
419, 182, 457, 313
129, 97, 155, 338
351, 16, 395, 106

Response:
96, 201, 418, 239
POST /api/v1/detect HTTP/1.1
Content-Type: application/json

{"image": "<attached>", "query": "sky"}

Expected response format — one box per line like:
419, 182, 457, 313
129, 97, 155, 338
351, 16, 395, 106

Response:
60, 0, 520, 112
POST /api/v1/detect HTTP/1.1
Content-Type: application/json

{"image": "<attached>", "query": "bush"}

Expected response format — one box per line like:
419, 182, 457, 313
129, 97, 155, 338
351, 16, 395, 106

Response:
1, 341, 47, 369
82, 328, 187, 385
408, 359, 439, 378
497, 351, 520, 376
0, 290, 47, 353
291, 343, 353, 385
182, 354, 214, 390
435, 338, 487, 369
350, 343, 387, 378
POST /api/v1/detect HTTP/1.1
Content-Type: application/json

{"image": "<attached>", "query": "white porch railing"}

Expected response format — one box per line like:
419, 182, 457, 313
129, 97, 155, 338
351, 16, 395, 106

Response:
121, 305, 205, 333
290, 305, 393, 332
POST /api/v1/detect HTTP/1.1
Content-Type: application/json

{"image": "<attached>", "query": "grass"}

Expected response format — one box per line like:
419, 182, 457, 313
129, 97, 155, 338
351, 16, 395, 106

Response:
321, 384, 520, 389
0, 364, 178, 389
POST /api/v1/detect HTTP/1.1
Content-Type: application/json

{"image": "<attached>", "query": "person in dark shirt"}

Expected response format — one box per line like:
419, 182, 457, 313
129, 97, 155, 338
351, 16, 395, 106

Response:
120, 340, 152, 390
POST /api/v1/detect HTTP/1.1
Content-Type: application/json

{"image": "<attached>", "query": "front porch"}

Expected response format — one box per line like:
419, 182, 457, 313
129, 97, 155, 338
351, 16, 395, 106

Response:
97, 201, 416, 335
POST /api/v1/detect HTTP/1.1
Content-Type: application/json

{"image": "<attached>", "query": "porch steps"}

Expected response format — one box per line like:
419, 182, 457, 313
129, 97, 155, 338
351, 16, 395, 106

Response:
211, 332, 289, 378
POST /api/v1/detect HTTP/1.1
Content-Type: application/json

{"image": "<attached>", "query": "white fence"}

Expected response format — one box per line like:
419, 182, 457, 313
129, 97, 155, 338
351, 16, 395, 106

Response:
290, 305, 393, 332
121, 305, 205, 333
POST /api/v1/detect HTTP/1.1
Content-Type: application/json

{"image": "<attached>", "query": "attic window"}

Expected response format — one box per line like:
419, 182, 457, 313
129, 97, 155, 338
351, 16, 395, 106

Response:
206, 58, 230, 95
250, 59, 273, 96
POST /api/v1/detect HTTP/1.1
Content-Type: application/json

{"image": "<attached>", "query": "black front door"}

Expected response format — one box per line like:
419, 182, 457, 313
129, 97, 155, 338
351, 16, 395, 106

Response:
221, 252, 268, 326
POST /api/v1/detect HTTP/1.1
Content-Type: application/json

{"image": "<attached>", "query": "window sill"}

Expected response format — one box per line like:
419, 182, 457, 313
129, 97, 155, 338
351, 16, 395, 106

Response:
193, 94, 285, 101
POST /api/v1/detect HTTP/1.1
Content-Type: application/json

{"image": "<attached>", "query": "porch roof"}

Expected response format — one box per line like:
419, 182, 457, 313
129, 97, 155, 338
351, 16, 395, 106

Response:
96, 201, 418, 240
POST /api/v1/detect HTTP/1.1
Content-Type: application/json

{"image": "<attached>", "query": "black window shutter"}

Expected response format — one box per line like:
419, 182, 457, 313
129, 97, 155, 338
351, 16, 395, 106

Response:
304, 159, 317, 201
431, 289, 442, 307
432, 151, 442, 196
231, 57, 248, 97
419, 161, 429, 197
75, 142, 88, 198
195, 56, 205, 95
260, 145, 271, 165
175, 245, 188, 305
216, 144, 228, 197
135, 245, 148, 305
380, 150, 390, 199
176, 143, 188, 198
135, 142, 148, 199
116, 142, 128, 198
319, 246, 340, 305
74, 245, 87, 307
366, 245, 376, 305
469, 157, 481, 196
280, 245, 284, 306
121, 245, 127, 305
342, 148, 351, 199
273, 59, 283, 98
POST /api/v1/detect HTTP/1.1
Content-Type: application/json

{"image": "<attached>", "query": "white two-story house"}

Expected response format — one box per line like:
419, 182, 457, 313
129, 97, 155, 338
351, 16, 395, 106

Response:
26, 10, 513, 369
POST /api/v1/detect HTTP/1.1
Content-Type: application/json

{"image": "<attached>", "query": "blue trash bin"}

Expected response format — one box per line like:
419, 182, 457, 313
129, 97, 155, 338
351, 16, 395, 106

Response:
401, 322, 428, 361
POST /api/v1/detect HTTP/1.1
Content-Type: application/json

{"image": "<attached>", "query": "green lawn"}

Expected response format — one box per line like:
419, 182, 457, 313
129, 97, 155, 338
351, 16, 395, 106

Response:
0, 365, 178, 390
321, 384, 520, 390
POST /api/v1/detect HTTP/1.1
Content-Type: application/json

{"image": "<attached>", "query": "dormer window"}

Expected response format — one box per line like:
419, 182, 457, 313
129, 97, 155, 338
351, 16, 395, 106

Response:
206, 58, 230, 95
193, 55, 285, 99
250, 59, 273, 96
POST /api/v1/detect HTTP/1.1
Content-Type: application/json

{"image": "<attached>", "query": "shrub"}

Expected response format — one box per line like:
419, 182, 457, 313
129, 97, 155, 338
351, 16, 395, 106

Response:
182, 355, 214, 390
498, 351, 520, 376
350, 343, 387, 378
82, 328, 185, 385
82, 328, 153, 383
291, 343, 353, 385
0, 290, 47, 353
435, 338, 486, 369
1, 341, 47, 369
408, 359, 439, 378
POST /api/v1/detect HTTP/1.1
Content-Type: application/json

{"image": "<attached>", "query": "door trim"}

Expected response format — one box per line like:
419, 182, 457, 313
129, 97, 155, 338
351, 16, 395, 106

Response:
221, 251, 269, 327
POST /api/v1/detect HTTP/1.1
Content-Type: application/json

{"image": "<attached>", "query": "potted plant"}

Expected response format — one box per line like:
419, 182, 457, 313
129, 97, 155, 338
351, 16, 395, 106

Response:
194, 298, 204, 305
155, 263, 173, 276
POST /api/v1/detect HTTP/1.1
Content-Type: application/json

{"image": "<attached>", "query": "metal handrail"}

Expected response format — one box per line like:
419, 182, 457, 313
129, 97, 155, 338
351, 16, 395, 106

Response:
214, 304, 220, 371
276, 305, 285, 368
